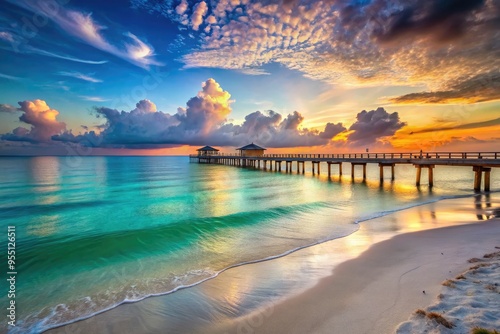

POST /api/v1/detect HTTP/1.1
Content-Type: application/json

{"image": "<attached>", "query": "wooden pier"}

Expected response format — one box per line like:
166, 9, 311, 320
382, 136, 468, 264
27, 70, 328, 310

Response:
189, 152, 500, 192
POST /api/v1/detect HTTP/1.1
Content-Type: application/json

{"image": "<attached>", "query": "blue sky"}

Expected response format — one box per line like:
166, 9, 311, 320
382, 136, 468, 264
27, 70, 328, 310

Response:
0, 0, 499, 155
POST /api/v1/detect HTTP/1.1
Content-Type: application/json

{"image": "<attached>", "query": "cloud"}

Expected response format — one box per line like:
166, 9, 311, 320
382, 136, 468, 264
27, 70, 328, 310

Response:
407, 117, 500, 135
0, 73, 22, 81
390, 72, 500, 104
218, 110, 347, 147
176, 0, 189, 15
1, 100, 66, 143
319, 122, 346, 139
173, 78, 232, 136
8, 0, 162, 69
191, 1, 208, 31
348, 107, 406, 146
423, 136, 500, 152
238, 68, 271, 76
0, 31, 109, 64
0, 31, 14, 42
58, 71, 103, 83
134, 99, 157, 113
25, 46, 108, 65
0, 29, 108, 64
206, 15, 217, 24
375, 0, 487, 43
133, 0, 499, 91
47, 78, 349, 148
0, 104, 17, 113
4, 80, 411, 151
80, 96, 109, 102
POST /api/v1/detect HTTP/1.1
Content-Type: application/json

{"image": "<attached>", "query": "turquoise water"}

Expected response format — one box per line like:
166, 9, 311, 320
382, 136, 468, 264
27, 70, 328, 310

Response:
0, 156, 498, 333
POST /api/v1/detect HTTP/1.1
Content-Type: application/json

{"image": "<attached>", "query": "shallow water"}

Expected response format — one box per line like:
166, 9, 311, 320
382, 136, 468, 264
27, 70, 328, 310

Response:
0, 156, 498, 333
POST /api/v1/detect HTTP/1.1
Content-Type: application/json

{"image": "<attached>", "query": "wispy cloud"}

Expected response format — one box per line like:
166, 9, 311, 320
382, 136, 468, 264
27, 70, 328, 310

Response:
0, 28, 108, 64
0, 104, 18, 113
26, 46, 108, 65
0, 31, 14, 42
8, 0, 162, 69
0, 73, 22, 81
238, 68, 271, 76
79, 96, 109, 102
389, 72, 500, 104
58, 71, 102, 83
37, 81, 70, 92
407, 117, 500, 135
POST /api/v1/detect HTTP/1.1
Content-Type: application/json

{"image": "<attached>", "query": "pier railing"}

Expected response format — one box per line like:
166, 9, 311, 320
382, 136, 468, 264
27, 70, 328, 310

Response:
189, 151, 499, 191
190, 152, 500, 160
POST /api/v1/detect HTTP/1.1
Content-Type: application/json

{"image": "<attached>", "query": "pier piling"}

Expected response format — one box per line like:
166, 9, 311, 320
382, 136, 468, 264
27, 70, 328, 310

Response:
191, 151, 499, 191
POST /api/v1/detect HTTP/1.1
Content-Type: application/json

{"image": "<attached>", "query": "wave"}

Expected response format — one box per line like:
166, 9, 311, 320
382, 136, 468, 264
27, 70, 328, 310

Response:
10, 192, 500, 333
0, 200, 118, 220
18, 223, 358, 334
7, 201, 341, 333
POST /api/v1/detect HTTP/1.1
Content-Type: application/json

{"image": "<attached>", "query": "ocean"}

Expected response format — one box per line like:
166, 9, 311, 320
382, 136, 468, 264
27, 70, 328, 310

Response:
0, 156, 498, 333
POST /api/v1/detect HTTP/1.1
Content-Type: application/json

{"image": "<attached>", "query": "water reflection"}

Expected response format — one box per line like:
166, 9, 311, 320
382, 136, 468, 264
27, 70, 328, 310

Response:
474, 193, 500, 220
27, 214, 60, 236
27, 157, 62, 235
28, 156, 61, 194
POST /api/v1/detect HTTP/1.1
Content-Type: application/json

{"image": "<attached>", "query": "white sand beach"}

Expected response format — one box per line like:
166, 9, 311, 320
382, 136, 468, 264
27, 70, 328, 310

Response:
215, 220, 500, 334
396, 249, 500, 333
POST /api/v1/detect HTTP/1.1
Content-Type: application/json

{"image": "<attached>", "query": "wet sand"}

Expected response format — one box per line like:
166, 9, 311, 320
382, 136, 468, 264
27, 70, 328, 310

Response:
217, 219, 500, 334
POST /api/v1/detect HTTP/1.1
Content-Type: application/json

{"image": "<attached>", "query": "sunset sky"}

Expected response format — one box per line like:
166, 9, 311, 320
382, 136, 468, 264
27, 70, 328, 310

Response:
0, 0, 499, 155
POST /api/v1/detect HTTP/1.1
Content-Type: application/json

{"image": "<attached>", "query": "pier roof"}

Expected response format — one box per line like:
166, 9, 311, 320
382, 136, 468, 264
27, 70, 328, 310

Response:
196, 146, 219, 152
237, 143, 266, 151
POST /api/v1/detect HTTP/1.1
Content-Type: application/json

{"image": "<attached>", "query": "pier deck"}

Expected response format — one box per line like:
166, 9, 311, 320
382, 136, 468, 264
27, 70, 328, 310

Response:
189, 152, 500, 191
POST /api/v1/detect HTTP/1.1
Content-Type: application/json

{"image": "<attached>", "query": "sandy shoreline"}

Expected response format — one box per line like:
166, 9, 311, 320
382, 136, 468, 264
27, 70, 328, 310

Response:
216, 220, 500, 334
396, 248, 500, 333
45, 195, 500, 334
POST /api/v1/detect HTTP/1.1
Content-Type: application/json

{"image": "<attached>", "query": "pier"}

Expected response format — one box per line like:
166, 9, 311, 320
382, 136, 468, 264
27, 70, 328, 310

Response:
190, 150, 500, 192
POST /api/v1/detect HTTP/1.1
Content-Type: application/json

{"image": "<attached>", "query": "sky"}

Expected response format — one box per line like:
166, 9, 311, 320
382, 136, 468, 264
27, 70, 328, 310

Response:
0, 0, 499, 155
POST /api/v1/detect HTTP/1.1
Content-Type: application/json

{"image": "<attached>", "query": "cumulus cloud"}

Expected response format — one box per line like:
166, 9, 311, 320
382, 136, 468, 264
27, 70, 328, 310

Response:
390, 72, 500, 104
319, 122, 346, 139
2, 80, 406, 150
1, 100, 66, 143
348, 107, 406, 146
45, 78, 350, 148
175, 78, 232, 134
134, 99, 157, 113
219, 110, 346, 147
52, 80, 231, 147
